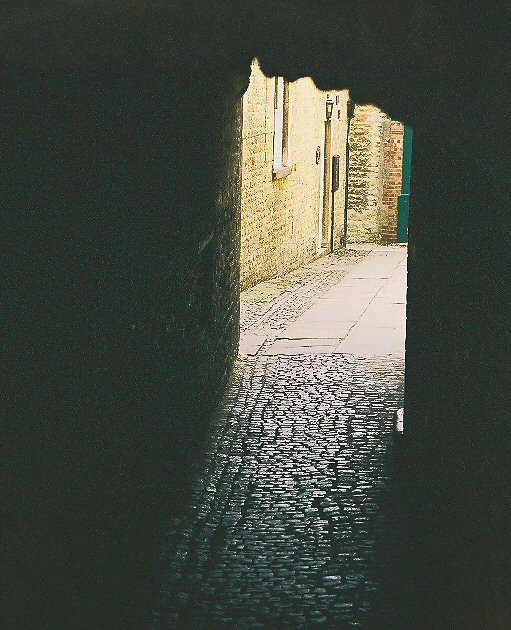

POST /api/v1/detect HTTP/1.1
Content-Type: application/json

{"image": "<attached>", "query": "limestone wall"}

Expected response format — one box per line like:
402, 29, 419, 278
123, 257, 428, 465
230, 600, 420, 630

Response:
241, 60, 349, 289
346, 105, 390, 243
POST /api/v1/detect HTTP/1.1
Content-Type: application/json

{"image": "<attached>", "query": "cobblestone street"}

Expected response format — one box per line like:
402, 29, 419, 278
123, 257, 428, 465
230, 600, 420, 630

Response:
153, 247, 408, 628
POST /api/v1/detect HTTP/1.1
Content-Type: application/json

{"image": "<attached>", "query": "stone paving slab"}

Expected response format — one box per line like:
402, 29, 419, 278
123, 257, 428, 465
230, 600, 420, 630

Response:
239, 251, 368, 336
262, 248, 407, 356
299, 299, 369, 320
238, 332, 268, 356
334, 335, 405, 356
274, 322, 353, 341
320, 286, 379, 298
264, 337, 341, 355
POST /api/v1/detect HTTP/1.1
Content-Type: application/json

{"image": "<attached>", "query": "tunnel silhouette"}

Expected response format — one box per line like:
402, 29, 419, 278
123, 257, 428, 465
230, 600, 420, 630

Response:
3, 3, 509, 627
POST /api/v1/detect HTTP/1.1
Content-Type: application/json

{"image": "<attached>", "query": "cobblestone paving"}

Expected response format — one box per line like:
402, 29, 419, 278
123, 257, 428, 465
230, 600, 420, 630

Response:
153, 251, 406, 629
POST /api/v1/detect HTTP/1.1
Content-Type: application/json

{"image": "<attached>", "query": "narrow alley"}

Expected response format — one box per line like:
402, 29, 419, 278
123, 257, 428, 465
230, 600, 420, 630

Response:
153, 246, 407, 628
5, 8, 507, 627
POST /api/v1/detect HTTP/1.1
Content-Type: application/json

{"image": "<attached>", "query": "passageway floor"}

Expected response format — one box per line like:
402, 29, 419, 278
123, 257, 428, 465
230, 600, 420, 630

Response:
153, 247, 408, 628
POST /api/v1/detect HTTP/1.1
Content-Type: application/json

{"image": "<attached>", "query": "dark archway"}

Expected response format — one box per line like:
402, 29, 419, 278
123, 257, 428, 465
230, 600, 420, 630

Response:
3, 3, 509, 627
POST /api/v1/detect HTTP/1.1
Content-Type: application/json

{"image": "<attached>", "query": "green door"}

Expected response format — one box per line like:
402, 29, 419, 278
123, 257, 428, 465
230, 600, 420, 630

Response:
397, 124, 413, 243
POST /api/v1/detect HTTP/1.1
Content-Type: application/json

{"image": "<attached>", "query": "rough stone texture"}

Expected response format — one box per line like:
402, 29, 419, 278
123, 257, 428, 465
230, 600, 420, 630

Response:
347, 105, 391, 243
3, 63, 248, 629
380, 122, 404, 243
347, 109, 404, 244
151, 249, 408, 627
241, 60, 349, 289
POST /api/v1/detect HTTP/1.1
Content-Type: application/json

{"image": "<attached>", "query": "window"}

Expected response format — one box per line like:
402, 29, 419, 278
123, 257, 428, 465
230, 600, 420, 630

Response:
273, 77, 290, 176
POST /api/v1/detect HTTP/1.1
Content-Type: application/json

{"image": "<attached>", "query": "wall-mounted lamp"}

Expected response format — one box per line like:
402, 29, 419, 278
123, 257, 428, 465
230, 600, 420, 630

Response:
326, 96, 334, 121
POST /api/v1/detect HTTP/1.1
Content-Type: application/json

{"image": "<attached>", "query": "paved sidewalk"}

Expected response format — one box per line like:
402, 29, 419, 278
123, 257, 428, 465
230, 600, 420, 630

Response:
241, 247, 407, 356
153, 247, 407, 628
239, 249, 367, 352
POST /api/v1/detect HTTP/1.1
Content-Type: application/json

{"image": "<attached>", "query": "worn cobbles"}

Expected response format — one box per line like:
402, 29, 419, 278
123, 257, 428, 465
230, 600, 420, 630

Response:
153, 351, 404, 628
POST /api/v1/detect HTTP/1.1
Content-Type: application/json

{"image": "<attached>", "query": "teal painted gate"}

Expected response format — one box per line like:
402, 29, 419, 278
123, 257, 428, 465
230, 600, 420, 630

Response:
397, 124, 413, 242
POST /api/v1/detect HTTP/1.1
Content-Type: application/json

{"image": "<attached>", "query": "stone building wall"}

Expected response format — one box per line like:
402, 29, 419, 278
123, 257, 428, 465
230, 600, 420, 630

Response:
380, 121, 405, 242
241, 60, 349, 289
347, 105, 405, 244
346, 105, 390, 243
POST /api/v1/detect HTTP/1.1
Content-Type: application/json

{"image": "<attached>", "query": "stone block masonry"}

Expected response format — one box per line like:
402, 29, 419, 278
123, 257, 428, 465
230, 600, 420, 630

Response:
241, 60, 349, 290
347, 106, 404, 243
347, 105, 389, 243
381, 121, 404, 243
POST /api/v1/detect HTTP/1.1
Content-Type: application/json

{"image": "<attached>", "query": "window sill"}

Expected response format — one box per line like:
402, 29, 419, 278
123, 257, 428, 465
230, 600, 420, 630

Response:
272, 164, 294, 180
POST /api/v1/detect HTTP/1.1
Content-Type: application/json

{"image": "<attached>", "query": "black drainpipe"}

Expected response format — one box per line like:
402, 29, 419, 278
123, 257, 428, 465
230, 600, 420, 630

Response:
330, 154, 341, 252
343, 99, 356, 247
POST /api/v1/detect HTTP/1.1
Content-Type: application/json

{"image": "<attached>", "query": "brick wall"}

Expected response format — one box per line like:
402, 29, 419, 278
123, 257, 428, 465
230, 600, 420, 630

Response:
240, 60, 349, 289
380, 121, 404, 243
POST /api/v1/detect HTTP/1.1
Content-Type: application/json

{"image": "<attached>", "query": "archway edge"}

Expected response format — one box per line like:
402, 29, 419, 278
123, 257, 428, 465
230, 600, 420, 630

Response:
1, 2, 506, 125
